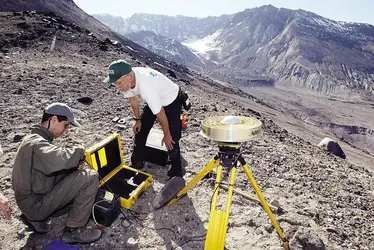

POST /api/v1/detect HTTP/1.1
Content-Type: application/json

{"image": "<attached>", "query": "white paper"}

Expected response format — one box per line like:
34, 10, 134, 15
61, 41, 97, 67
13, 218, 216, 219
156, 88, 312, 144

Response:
104, 191, 114, 202
146, 128, 167, 151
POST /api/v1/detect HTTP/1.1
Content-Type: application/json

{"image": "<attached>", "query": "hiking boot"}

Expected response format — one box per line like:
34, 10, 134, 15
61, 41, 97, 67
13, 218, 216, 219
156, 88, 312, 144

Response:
61, 226, 102, 244
20, 214, 52, 234
130, 161, 145, 170
167, 169, 183, 179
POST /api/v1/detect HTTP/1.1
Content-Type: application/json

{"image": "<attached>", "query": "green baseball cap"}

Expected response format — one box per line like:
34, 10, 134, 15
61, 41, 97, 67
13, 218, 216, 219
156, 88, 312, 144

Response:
103, 59, 132, 85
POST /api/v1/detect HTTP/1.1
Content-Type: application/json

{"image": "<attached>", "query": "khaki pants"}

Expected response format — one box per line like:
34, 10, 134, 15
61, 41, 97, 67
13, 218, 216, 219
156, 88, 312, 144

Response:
23, 169, 99, 228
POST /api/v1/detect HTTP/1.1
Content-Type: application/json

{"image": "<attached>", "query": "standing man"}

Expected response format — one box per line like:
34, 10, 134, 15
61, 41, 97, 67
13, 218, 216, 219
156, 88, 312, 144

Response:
12, 103, 101, 244
104, 60, 184, 178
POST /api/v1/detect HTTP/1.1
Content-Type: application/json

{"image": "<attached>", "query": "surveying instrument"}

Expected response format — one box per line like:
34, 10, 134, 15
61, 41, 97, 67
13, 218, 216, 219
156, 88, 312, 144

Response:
167, 116, 289, 249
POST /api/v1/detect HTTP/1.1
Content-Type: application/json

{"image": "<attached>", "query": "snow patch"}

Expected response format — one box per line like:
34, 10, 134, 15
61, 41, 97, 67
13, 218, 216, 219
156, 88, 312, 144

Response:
125, 46, 136, 52
153, 62, 168, 69
182, 30, 222, 59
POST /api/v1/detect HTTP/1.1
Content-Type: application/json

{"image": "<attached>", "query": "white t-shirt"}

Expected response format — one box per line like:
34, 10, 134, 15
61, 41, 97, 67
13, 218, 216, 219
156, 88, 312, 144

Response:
123, 67, 179, 115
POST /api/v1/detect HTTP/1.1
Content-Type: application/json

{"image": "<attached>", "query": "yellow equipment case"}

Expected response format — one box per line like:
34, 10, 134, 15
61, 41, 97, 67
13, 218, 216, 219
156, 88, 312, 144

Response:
85, 133, 152, 209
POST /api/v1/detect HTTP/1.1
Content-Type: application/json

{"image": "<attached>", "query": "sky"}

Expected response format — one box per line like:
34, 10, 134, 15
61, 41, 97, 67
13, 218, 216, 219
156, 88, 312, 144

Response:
74, 0, 374, 25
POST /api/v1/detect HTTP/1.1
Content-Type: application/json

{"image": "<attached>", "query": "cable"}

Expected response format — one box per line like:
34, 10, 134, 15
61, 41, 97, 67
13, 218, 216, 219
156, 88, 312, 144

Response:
128, 208, 148, 221
210, 182, 221, 212
95, 173, 179, 239
123, 199, 208, 249
123, 207, 178, 240
172, 234, 207, 250
118, 207, 132, 229
127, 208, 148, 215
209, 151, 242, 211
92, 200, 109, 228
92, 164, 207, 248
93, 166, 179, 238
92, 173, 133, 229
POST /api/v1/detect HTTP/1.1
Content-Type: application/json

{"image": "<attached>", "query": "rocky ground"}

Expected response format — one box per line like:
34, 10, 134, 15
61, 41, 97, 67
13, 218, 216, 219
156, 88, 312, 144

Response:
0, 11, 373, 250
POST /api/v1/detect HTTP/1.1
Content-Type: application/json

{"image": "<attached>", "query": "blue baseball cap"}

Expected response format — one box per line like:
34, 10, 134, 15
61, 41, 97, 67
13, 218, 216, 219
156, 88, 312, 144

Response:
44, 103, 81, 127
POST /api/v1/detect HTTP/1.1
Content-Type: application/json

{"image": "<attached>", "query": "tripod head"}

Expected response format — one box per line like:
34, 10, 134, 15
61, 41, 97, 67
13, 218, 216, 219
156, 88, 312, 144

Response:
217, 142, 242, 169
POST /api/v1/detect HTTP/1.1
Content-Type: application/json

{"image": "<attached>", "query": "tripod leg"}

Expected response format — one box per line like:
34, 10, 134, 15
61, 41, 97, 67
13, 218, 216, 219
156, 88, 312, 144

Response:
167, 157, 220, 206
242, 164, 290, 250
205, 166, 237, 250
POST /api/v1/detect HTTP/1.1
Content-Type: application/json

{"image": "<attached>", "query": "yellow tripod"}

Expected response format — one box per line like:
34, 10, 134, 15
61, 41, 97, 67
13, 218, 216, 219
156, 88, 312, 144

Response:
167, 143, 289, 250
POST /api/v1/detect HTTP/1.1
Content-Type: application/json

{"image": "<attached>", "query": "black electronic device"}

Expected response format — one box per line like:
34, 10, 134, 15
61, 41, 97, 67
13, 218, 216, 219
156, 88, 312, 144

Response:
92, 188, 121, 227
144, 147, 169, 166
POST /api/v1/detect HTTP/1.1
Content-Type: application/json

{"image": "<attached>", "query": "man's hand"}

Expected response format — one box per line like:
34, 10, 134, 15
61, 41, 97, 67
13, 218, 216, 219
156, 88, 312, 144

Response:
156, 107, 174, 150
0, 192, 11, 220
132, 120, 141, 134
78, 156, 86, 169
162, 133, 175, 150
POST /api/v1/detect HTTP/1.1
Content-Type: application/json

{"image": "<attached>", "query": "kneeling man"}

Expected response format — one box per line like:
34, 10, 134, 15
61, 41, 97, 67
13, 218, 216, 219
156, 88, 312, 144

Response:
12, 103, 101, 244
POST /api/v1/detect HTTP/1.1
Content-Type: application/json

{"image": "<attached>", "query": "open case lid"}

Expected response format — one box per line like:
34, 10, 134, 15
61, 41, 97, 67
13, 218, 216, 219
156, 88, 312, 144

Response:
85, 133, 124, 178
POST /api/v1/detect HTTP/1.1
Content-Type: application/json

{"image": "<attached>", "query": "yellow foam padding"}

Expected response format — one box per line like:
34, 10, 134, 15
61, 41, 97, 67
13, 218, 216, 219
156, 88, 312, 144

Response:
98, 147, 107, 168
85, 133, 122, 171
90, 154, 98, 171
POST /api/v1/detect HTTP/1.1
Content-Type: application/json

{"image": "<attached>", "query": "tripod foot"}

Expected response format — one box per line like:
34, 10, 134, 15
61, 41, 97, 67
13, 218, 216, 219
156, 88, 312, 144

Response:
205, 210, 226, 250
153, 177, 186, 210
242, 164, 290, 249
167, 158, 220, 206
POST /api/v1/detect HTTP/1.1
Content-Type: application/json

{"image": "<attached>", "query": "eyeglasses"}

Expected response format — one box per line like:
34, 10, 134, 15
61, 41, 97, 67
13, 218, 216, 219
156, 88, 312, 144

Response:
63, 122, 70, 129
110, 74, 130, 88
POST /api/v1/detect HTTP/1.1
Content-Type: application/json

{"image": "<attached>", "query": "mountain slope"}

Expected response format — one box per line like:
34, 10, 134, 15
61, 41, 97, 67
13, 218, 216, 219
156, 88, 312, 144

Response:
0, 4, 373, 250
0, 0, 192, 77
125, 30, 207, 70
188, 6, 374, 97
93, 13, 232, 41
93, 13, 230, 70
95, 6, 374, 99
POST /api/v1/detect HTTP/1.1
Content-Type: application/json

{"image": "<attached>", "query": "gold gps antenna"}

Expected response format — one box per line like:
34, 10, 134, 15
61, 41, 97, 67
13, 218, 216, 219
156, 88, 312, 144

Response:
201, 116, 262, 142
